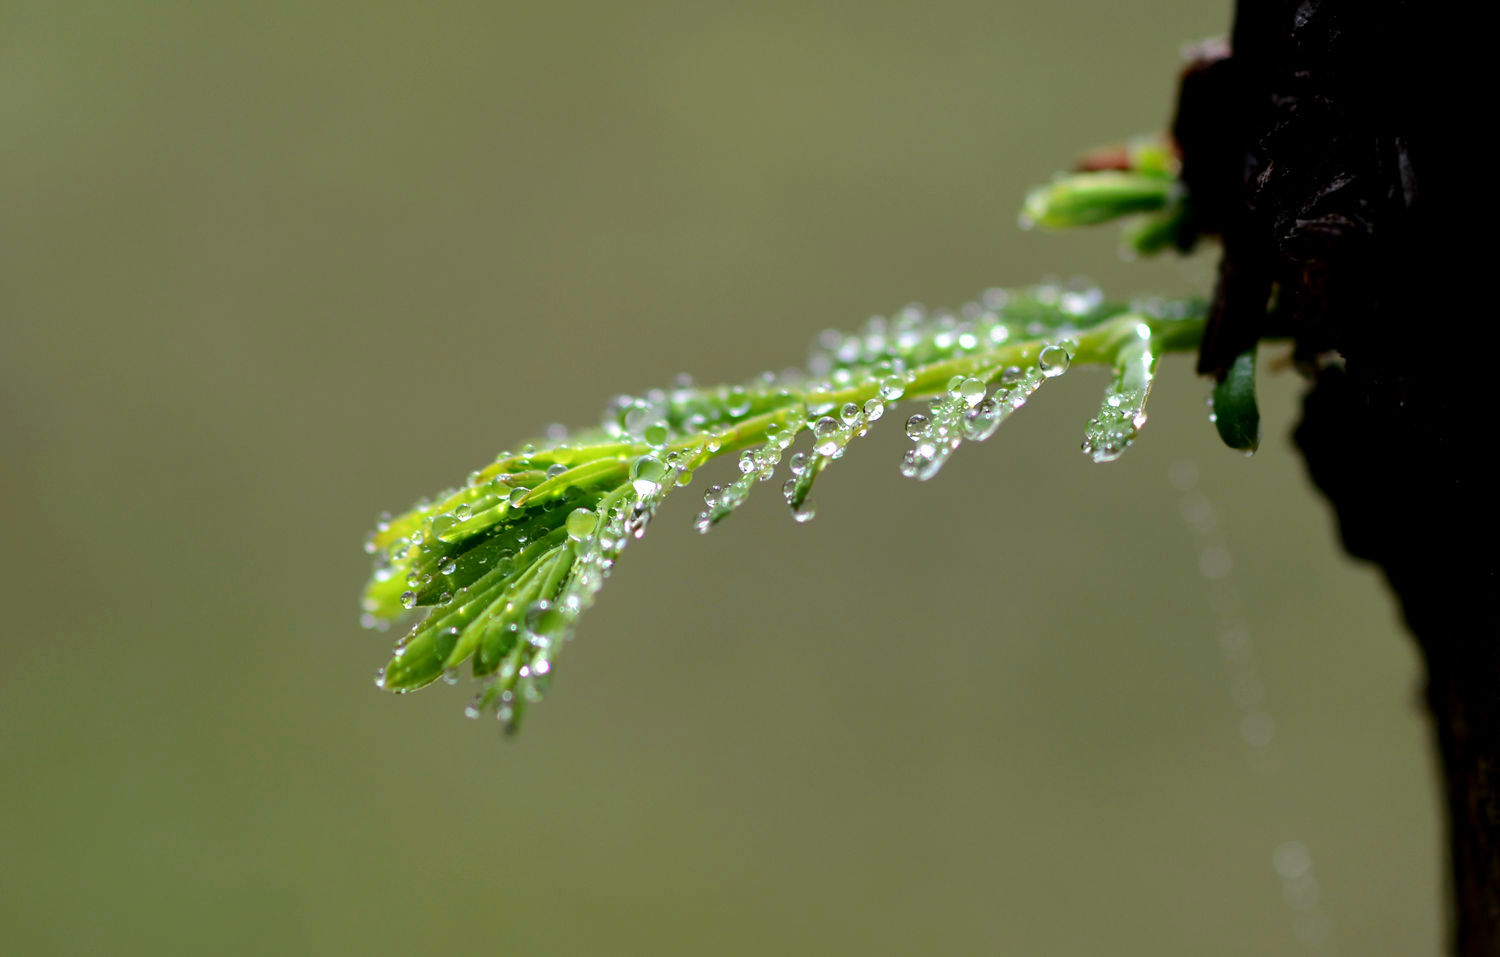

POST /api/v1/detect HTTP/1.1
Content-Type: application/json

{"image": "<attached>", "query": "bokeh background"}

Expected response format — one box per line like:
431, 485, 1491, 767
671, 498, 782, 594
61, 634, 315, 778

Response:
1, 2, 1441, 954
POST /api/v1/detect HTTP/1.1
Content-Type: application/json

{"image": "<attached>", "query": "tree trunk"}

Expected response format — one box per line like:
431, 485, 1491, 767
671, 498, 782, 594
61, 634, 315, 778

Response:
1170, 2, 1498, 953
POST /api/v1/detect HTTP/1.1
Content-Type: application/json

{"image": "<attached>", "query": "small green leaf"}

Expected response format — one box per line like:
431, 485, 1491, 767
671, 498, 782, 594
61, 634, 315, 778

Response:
1020, 172, 1175, 230
1212, 347, 1260, 453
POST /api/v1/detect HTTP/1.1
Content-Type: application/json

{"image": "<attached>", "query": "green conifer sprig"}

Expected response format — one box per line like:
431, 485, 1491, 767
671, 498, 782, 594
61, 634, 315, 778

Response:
362, 284, 1206, 732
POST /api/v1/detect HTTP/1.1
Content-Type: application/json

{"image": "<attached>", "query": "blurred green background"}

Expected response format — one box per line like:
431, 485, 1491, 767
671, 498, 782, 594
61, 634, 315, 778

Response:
1, 2, 1440, 954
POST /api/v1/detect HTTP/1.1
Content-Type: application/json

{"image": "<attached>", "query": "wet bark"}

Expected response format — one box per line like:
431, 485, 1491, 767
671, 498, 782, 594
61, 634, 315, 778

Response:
1170, 2, 1498, 953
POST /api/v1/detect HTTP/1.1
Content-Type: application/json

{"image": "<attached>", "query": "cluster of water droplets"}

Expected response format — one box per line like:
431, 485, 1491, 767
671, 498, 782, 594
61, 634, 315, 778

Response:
900, 342, 1073, 480
1081, 320, 1158, 463
779, 395, 886, 521
361, 425, 712, 730
695, 420, 795, 531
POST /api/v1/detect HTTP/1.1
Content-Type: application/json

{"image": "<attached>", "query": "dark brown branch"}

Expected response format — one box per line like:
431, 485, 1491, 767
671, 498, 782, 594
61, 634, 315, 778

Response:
1171, 3, 1499, 953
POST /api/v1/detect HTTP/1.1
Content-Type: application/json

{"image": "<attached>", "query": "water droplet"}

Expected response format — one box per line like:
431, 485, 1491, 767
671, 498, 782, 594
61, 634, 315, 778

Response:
623, 502, 653, 539
840, 402, 861, 425
1240, 711, 1275, 747
643, 423, 669, 448
400, 590, 417, 609
899, 450, 920, 478
956, 377, 986, 407
1273, 842, 1313, 881
623, 405, 651, 434
1180, 495, 1216, 532
630, 455, 666, 496
790, 499, 816, 523
440, 560, 457, 575
812, 416, 841, 456
905, 413, 931, 440
566, 507, 597, 541
1060, 284, 1102, 315
726, 385, 752, 417
1038, 344, 1071, 377
509, 486, 530, 506
863, 398, 884, 421
788, 452, 808, 475
1167, 461, 1199, 491
1199, 545, 1232, 579
962, 396, 1005, 441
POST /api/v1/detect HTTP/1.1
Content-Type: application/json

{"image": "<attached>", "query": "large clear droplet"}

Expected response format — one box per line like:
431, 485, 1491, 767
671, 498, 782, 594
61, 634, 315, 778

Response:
956, 377, 986, 407
1038, 344, 1071, 377
630, 455, 666, 497
905, 413, 931, 440
566, 507, 597, 541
